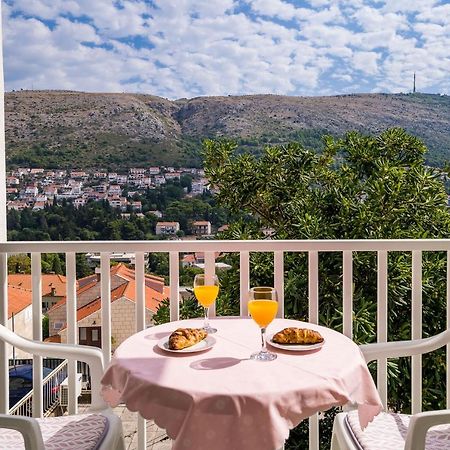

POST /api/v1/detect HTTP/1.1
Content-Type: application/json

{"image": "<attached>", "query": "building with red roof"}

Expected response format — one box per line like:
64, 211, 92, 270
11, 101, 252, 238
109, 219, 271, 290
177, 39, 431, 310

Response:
47, 264, 169, 350
7, 285, 33, 358
8, 273, 68, 312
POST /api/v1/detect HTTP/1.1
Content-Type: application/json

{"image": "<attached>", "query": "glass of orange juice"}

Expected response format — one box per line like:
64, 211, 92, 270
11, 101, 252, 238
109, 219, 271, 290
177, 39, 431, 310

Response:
248, 287, 278, 361
194, 274, 219, 334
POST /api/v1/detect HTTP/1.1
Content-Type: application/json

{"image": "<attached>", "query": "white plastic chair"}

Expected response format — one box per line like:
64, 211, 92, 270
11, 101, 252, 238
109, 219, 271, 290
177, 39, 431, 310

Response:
0, 324, 125, 450
331, 329, 450, 450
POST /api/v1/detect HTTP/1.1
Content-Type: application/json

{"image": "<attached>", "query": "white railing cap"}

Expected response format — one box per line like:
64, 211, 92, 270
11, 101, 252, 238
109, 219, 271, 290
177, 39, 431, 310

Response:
1, 239, 450, 253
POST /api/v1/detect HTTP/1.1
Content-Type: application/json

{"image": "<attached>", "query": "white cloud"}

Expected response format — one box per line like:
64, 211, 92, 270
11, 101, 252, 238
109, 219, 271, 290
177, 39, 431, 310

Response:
2, 0, 449, 97
353, 6, 408, 33
352, 51, 379, 75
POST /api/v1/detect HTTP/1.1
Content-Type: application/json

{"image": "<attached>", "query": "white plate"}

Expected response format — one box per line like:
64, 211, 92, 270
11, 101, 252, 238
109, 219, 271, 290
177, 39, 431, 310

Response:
266, 333, 325, 352
157, 335, 216, 353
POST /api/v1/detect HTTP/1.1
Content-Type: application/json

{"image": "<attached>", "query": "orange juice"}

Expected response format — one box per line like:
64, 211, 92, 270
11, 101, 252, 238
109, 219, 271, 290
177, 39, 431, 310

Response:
248, 300, 278, 327
194, 285, 219, 308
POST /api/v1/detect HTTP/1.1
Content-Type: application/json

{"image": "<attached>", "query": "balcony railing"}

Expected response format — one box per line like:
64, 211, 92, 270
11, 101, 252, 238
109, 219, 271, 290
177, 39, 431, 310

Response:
1, 238, 450, 450
9, 360, 68, 417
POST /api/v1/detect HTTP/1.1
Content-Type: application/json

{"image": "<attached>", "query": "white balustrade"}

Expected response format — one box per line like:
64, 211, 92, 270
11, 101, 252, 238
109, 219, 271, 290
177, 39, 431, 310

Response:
9, 361, 68, 417
377, 250, 388, 409
100, 252, 111, 365
0, 239, 449, 450
66, 252, 77, 415
412, 250, 423, 415
239, 251, 250, 317
0, 252, 7, 414
308, 250, 319, 450
31, 253, 42, 418
135, 251, 146, 450
169, 252, 179, 322
447, 250, 450, 409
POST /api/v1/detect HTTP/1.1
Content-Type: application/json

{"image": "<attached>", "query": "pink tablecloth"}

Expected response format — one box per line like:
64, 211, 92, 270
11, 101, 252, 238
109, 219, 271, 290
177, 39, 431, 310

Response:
101, 317, 382, 450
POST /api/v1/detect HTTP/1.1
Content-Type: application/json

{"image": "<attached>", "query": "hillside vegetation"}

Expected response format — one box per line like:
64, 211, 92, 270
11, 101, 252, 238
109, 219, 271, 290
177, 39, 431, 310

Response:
5, 90, 450, 169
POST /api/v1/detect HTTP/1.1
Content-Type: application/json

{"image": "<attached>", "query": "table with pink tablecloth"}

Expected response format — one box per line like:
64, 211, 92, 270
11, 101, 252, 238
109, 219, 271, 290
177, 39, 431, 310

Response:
101, 317, 382, 450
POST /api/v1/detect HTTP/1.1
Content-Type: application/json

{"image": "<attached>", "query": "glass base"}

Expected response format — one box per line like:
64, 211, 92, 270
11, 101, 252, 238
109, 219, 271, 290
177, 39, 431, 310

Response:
250, 350, 277, 361
203, 325, 217, 334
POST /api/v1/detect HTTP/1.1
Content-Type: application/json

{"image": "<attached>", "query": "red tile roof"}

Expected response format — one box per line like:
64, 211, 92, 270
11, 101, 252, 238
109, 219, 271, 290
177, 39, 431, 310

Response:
8, 285, 32, 318
109, 263, 164, 293
75, 283, 128, 323
54, 264, 168, 329
193, 221, 211, 226
156, 221, 179, 226
44, 335, 61, 343
182, 254, 196, 263
8, 274, 68, 297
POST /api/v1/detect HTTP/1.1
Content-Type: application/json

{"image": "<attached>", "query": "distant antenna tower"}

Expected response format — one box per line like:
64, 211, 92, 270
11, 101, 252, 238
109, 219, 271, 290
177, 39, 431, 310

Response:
413, 72, 416, 93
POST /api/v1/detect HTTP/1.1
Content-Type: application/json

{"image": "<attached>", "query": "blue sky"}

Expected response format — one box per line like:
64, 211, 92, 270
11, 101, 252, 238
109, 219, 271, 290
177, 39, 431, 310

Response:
2, 0, 449, 98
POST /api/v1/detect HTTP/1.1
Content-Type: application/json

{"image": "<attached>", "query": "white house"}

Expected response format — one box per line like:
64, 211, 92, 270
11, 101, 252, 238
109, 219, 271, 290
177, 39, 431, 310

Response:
155, 221, 180, 235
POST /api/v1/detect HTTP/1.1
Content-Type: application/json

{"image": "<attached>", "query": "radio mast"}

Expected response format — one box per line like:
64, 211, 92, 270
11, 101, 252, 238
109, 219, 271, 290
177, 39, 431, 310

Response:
413, 72, 416, 93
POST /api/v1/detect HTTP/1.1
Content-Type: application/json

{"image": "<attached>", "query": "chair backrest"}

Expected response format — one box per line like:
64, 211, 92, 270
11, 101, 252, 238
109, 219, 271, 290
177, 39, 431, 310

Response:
0, 324, 107, 410
360, 329, 450, 363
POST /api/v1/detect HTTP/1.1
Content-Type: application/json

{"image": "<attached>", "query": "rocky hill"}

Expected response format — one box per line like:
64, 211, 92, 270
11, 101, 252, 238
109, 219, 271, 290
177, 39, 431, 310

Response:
5, 90, 450, 169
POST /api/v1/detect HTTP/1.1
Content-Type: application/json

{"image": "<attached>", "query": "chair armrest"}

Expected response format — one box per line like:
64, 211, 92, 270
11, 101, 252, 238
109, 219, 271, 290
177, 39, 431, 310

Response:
360, 329, 450, 363
0, 324, 106, 409
404, 409, 450, 450
0, 415, 45, 450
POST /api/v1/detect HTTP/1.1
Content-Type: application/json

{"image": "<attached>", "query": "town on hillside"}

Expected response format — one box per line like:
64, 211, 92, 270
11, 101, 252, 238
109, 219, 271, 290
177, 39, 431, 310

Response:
7, 166, 208, 212
6, 165, 230, 238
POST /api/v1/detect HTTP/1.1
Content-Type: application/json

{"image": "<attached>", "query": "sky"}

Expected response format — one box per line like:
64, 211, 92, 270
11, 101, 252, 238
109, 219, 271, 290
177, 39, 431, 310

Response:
2, 0, 449, 99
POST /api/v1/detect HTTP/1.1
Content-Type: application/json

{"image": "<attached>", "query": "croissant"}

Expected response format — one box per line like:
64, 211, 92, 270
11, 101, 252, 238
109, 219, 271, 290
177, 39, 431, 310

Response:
272, 327, 324, 345
168, 328, 207, 350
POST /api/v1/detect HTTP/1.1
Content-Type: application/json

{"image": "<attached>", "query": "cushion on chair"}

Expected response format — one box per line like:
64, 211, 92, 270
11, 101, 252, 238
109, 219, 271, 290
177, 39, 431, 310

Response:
0, 413, 109, 450
345, 410, 450, 450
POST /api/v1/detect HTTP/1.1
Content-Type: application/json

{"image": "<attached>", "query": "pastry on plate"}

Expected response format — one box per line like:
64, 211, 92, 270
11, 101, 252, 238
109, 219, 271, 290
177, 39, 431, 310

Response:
272, 327, 323, 345
168, 328, 208, 350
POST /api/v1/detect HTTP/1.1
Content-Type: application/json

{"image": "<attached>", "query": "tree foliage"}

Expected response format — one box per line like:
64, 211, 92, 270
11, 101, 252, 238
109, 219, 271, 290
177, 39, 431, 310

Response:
201, 128, 450, 448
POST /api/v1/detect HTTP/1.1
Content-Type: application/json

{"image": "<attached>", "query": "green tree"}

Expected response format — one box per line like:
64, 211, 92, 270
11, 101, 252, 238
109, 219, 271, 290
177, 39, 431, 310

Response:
147, 253, 169, 282
76, 254, 93, 279
201, 129, 450, 448
52, 254, 63, 275
42, 315, 49, 340
8, 254, 31, 274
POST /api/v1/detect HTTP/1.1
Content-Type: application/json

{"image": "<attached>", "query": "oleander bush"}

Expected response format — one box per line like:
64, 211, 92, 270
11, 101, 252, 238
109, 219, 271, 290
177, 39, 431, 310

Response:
173, 128, 449, 449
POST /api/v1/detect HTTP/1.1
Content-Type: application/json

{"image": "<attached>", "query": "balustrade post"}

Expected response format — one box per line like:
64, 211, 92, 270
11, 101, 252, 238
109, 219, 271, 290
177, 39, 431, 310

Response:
169, 252, 179, 322
0, 252, 7, 414
308, 250, 319, 450
239, 251, 250, 317
66, 252, 78, 415
100, 253, 111, 364
205, 252, 216, 317
31, 253, 43, 418
377, 250, 388, 409
135, 252, 146, 450
412, 250, 422, 414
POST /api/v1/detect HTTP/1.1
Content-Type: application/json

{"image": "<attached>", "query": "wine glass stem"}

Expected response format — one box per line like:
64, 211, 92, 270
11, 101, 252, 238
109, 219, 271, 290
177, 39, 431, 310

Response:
260, 327, 267, 353
204, 307, 210, 329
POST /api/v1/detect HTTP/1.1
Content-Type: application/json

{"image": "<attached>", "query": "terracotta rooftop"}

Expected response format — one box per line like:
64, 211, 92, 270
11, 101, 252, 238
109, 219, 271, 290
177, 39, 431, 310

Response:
8, 274, 68, 297
73, 283, 128, 324
156, 222, 179, 226
44, 335, 61, 343
112, 263, 165, 294
8, 285, 32, 318
51, 264, 168, 328
182, 254, 196, 263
